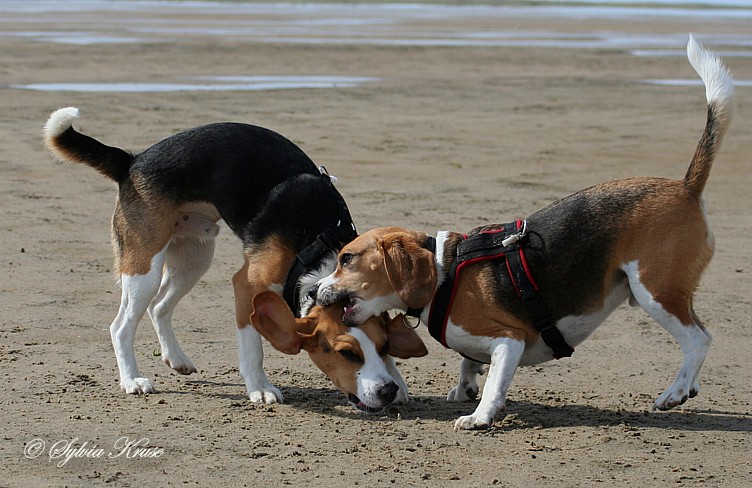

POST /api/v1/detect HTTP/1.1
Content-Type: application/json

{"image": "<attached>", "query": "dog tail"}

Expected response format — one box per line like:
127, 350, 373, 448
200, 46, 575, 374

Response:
683, 35, 735, 197
43, 107, 133, 182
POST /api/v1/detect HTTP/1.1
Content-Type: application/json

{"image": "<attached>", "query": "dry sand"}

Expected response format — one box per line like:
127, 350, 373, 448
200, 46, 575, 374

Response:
1, 3, 751, 487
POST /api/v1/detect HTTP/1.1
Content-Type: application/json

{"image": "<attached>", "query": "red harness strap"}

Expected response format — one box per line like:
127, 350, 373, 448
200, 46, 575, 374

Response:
425, 219, 574, 361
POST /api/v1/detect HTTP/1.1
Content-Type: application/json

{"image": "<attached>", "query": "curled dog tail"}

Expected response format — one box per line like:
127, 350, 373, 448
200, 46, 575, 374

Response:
684, 35, 735, 197
43, 107, 133, 182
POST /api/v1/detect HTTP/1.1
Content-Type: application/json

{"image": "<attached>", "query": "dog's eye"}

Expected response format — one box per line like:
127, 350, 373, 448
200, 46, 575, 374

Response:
338, 349, 362, 363
339, 253, 353, 268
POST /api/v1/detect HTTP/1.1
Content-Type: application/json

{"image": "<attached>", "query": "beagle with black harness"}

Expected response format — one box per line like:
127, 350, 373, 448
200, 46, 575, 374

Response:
315, 37, 735, 429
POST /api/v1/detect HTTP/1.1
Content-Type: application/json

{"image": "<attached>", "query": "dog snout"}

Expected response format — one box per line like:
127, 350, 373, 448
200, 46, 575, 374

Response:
315, 285, 338, 306
377, 381, 399, 404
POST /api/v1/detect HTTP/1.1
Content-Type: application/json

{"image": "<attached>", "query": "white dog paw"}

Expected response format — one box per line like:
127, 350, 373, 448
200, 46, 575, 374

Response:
162, 350, 197, 375
447, 384, 478, 402
454, 414, 492, 431
121, 377, 155, 395
247, 385, 284, 404
654, 384, 696, 411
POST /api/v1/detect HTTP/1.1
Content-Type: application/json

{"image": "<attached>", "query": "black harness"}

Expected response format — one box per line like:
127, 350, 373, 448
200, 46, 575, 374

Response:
282, 168, 357, 317
409, 220, 574, 362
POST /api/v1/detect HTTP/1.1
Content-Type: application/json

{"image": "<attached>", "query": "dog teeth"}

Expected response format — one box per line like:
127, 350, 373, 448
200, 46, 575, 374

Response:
342, 304, 353, 321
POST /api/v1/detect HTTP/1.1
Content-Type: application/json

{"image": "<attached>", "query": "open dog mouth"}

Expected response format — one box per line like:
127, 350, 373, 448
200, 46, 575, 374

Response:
347, 394, 385, 414
341, 295, 360, 325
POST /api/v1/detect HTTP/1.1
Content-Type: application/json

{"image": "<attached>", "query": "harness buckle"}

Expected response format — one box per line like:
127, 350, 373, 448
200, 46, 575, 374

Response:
501, 219, 528, 247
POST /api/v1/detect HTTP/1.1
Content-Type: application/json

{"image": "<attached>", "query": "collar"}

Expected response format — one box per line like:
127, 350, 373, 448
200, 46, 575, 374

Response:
282, 168, 358, 317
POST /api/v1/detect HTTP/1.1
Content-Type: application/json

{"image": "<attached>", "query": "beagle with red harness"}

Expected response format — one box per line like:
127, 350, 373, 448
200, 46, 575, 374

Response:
43, 108, 426, 410
315, 37, 735, 429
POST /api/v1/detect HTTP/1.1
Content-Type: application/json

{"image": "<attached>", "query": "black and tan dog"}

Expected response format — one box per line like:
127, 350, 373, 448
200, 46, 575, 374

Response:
315, 37, 735, 429
44, 109, 424, 409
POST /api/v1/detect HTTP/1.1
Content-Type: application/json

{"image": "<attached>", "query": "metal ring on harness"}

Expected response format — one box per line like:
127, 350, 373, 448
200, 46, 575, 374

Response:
401, 314, 421, 330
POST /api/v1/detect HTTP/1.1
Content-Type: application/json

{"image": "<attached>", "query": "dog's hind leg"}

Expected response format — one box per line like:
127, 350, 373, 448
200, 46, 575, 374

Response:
623, 261, 712, 410
111, 246, 167, 394
147, 236, 216, 375
687, 304, 711, 397
645, 302, 710, 411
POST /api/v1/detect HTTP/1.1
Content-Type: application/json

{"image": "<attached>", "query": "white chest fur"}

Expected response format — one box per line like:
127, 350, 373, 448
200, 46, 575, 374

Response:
440, 279, 632, 366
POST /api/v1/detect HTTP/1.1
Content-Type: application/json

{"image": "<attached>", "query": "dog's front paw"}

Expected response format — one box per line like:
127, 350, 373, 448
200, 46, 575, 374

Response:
247, 385, 284, 404
454, 413, 492, 431
162, 350, 197, 375
121, 377, 155, 395
447, 384, 478, 402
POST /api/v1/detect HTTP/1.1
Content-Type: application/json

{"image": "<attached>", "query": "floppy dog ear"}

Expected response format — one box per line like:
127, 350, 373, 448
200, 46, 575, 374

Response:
386, 315, 428, 359
381, 232, 438, 309
251, 291, 317, 355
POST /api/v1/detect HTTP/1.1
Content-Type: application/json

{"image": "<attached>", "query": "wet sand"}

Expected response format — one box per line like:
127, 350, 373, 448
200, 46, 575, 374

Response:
1, 2, 751, 486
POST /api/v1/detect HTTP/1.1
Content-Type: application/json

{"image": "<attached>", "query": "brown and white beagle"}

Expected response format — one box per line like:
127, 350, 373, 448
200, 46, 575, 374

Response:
43, 107, 422, 409
315, 37, 735, 429
251, 292, 427, 412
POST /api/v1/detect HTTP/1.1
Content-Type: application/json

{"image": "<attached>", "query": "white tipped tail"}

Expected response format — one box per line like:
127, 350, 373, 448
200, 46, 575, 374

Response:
683, 35, 735, 196
687, 34, 734, 117
44, 107, 80, 139
42, 106, 133, 181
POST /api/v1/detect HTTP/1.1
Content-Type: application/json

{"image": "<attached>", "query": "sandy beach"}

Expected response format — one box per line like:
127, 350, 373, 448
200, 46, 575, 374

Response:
1, 1, 751, 486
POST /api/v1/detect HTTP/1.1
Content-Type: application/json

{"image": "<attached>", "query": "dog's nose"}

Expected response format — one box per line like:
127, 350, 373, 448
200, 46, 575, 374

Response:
307, 283, 320, 300
377, 382, 399, 404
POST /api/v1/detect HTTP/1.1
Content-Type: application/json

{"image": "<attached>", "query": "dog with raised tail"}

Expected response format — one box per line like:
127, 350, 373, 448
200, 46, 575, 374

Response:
315, 36, 735, 430
43, 109, 426, 410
